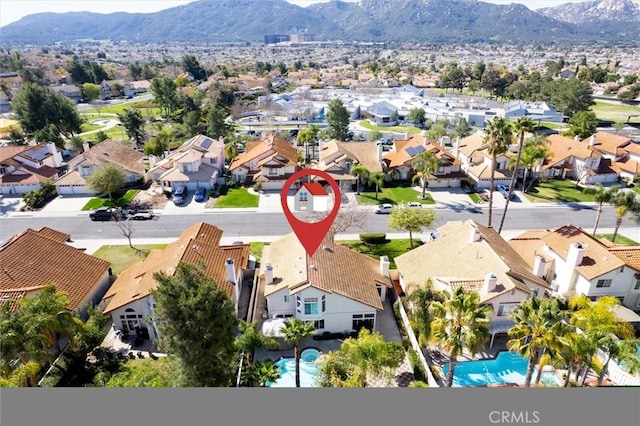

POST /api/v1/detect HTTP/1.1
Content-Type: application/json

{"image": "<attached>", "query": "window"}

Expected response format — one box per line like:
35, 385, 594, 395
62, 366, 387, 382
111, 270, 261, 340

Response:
299, 191, 308, 202
497, 304, 516, 317
304, 298, 318, 315
634, 280, 640, 290
284, 295, 290, 303
296, 295, 301, 313
618, 266, 625, 273
596, 279, 612, 288
314, 320, 325, 330
268, 168, 277, 176
377, 286, 382, 296
352, 313, 374, 330
532, 288, 539, 297
321, 295, 326, 312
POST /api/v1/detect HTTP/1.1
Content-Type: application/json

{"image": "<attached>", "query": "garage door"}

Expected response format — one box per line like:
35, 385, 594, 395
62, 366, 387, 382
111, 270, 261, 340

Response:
261, 181, 284, 191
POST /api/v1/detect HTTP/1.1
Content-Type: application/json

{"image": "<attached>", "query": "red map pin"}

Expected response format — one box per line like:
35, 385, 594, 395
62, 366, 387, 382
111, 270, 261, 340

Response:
281, 169, 342, 257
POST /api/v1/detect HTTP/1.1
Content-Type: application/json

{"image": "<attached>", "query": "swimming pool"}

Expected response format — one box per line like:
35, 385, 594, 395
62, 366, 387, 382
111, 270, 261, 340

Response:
442, 351, 562, 387
266, 348, 321, 387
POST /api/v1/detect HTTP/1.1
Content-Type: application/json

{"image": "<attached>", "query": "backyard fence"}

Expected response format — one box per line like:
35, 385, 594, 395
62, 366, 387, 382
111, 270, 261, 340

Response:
595, 348, 640, 386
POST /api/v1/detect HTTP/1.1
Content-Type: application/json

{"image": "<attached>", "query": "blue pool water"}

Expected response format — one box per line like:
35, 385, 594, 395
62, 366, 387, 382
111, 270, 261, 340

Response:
266, 348, 321, 387
442, 351, 562, 387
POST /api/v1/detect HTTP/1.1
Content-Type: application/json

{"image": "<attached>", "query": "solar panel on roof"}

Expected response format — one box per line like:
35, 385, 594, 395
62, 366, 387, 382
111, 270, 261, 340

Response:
200, 138, 213, 149
414, 145, 425, 154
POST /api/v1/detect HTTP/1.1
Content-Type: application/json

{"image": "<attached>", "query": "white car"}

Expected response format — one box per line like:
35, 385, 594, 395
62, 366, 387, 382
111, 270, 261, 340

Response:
407, 202, 422, 208
374, 204, 394, 214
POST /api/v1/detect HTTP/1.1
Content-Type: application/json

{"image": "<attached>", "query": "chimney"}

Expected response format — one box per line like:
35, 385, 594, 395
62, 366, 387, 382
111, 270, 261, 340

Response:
376, 142, 383, 162
225, 258, 237, 284
588, 135, 595, 147
454, 136, 461, 157
567, 242, 585, 267
574, 135, 580, 142
380, 255, 390, 277
82, 142, 90, 152
264, 263, 273, 285
533, 255, 547, 278
46, 142, 57, 154
484, 273, 498, 293
470, 227, 482, 243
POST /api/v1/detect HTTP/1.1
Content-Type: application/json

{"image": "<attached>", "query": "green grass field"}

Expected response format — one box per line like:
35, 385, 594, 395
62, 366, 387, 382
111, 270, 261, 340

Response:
83, 101, 162, 117
82, 190, 140, 210
92, 244, 169, 275
342, 239, 424, 269
358, 120, 422, 134
357, 186, 435, 205
591, 101, 640, 124
214, 187, 259, 208
523, 180, 595, 203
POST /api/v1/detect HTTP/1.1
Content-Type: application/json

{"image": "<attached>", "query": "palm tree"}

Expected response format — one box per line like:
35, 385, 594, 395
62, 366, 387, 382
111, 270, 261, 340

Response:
483, 117, 513, 227
498, 117, 535, 234
349, 164, 369, 195
508, 297, 567, 387
430, 288, 492, 387
411, 150, 440, 200
387, 169, 401, 183
367, 172, 385, 200
235, 320, 278, 366
249, 359, 282, 387
408, 279, 443, 347
611, 190, 638, 243
588, 183, 621, 236
596, 337, 639, 386
280, 318, 315, 388
519, 136, 549, 194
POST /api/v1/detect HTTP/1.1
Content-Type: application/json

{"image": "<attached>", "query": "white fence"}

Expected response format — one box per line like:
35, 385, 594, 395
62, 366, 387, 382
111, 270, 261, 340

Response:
596, 348, 640, 386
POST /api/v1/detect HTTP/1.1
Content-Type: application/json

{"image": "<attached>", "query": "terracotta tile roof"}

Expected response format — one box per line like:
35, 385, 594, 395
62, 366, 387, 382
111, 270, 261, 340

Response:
611, 157, 640, 175
457, 134, 486, 157
229, 135, 298, 171
0, 229, 110, 312
510, 225, 626, 281
608, 247, 640, 272
158, 162, 219, 182
542, 135, 593, 169
0, 146, 29, 163
261, 233, 391, 310
67, 139, 145, 175
54, 170, 86, 186
337, 142, 383, 173
0, 164, 59, 184
103, 223, 249, 314
35, 227, 70, 243
395, 220, 548, 303
583, 132, 635, 155
384, 135, 460, 170
0, 286, 47, 313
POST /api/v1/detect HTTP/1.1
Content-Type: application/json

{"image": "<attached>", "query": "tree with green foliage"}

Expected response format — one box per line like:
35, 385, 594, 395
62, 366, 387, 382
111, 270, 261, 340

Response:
280, 318, 315, 388
326, 98, 350, 141
8, 129, 26, 146
430, 288, 492, 387
407, 107, 426, 128
224, 141, 238, 163
411, 150, 440, 200
316, 328, 404, 387
81, 83, 101, 102
618, 83, 640, 103
117, 109, 145, 145
151, 76, 179, 119
367, 172, 385, 200
543, 79, 594, 118
180, 54, 208, 81
483, 117, 513, 227
368, 130, 383, 141
249, 359, 281, 387
440, 61, 465, 93
453, 118, 473, 138
86, 163, 126, 199
12, 83, 83, 144
388, 207, 435, 249
408, 279, 444, 347
235, 321, 277, 366
519, 136, 549, 193
206, 105, 233, 140
567, 111, 598, 139
152, 262, 239, 387
588, 183, 621, 236
611, 190, 639, 243
349, 164, 369, 195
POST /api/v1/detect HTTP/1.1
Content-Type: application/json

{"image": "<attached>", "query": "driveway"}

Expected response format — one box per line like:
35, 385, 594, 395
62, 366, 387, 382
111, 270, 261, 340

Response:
39, 195, 95, 214
161, 192, 208, 214
0, 195, 25, 216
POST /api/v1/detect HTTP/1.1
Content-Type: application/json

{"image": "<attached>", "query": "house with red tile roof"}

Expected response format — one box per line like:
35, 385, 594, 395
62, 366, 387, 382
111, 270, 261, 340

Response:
509, 225, 640, 312
316, 139, 383, 191
293, 182, 329, 211
454, 134, 513, 189
583, 132, 640, 183
0, 142, 64, 195
0, 227, 111, 318
228, 134, 300, 190
101, 222, 251, 340
257, 233, 392, 336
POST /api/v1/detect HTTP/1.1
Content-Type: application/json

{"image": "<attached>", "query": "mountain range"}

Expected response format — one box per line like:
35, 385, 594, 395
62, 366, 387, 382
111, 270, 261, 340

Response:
0, 0, 637, 45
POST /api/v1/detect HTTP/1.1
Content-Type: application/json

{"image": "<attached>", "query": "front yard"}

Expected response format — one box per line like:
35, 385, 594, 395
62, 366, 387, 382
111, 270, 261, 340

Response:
357, 186, 435, 205
213, 187, 259, 208
82, 189, 140, 210
522, 180, 595, 203
92, 244, 168, 275
342, 238, 423, 269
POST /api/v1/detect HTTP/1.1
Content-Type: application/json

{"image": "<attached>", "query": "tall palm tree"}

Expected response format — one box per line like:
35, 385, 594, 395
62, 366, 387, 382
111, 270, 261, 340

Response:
589, 183, 621, 236
508, 297, 568, 387
281, 319, 315, 388
349, 164, 369, 195
498, 117, 535, 234
430, 288, 492, 387
611, 191, 638, 243
235, 320, 277, 366
408, 279, 443, 347
386, 169, 401, 183
483, 117, 513, 227
411, 150, 440, 200
519, 136, 549, 194
249, 359, 282, 387
367, 172, 385, 200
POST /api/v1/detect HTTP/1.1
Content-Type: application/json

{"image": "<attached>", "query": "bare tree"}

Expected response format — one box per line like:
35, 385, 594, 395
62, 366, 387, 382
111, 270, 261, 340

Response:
116, 217, 140, 253
305, 205, 366, 241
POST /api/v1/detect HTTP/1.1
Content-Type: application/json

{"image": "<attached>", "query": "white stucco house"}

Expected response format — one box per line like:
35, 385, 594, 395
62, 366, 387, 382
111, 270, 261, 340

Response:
502, 101, 564, 123
394, 220, 552, 346
259, 233, 392, 336
454, 134, 513, 189
147, 134, 225, 191
509, 225, 640, 312
102, 223, 251, 341
0, 143, 63, 195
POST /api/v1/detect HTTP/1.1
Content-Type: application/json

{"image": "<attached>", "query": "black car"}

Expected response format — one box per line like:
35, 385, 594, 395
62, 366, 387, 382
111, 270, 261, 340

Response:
89, 207, 119, 221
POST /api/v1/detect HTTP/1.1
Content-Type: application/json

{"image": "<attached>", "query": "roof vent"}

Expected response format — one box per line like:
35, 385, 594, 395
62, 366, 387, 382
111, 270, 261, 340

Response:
323, 245, 332, 252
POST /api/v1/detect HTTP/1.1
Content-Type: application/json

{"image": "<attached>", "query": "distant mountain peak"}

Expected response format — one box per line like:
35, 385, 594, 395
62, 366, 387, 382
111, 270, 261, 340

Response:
538, 0, 640, 24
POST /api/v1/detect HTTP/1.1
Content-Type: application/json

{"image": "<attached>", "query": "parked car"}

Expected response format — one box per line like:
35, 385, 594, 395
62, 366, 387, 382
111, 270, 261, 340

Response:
172, 186, 187, 205
407, 201, 422, 208
89, 207, 119, 221
497, 184, 516, 200
374, 203, 394, 214
194, 188, 208, 202
126, 208, 154, 220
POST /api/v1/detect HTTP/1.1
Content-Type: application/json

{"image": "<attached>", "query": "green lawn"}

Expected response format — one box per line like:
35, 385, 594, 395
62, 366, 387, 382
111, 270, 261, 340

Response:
80, 122, 103, 133
591, 101, 640, 124
250, 242, 268, 264
83, 101, 162, 117
358, 120, 422, 134
357, 186, 435, 205
595, 234, 639, 246
535, 121, 566, 130
523, 180, 595, 203
342, 239, 424, 269
467, 193, 481, 204
92, 244, 168, 275
81, 190, 140, 210
80, 125, 128, 141
214, 187, 259, 208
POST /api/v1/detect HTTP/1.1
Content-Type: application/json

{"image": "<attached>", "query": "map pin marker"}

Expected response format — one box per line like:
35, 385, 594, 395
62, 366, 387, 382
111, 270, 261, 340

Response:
281, 168, 342, 257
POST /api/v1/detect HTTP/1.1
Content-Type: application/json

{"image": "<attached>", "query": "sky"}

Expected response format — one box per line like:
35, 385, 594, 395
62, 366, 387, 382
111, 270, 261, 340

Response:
0, 0, 597, 28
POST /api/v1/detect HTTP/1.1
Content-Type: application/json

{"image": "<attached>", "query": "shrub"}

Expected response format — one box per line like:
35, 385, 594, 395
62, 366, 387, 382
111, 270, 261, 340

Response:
253, 182, 262, 192
430, 365, 441, 380
408, 349, 426, 382
359, 233, 387, 244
